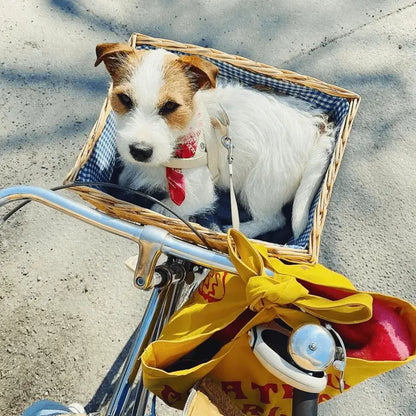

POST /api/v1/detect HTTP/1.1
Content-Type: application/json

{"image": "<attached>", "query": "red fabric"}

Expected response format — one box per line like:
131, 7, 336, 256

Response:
166, 167, 186, 206
333, 300, 413, 361
165, 130, 200, 206
300, 281, 413, 361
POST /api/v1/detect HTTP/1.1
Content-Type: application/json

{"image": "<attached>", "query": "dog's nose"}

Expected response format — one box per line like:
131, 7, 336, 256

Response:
129, 144, 153, 162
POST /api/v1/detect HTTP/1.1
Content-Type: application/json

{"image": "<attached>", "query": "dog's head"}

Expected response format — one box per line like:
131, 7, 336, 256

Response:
95, 43, 218, 165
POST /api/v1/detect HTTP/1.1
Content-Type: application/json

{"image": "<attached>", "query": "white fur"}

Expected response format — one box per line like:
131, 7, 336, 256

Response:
115, 49, 335, 239
115, 49, 176, 166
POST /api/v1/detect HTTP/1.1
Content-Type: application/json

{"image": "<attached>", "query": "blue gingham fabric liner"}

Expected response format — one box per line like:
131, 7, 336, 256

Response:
77, 111, 117, 185
77, 45, 350, 250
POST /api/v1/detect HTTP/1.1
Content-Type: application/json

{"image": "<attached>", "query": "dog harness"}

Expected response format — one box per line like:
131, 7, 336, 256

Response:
162, 113, 208, 206
161, 108, 240, 230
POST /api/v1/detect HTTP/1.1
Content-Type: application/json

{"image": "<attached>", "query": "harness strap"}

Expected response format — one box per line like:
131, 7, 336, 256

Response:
162, 153, 208, 169
160, 109, 240, 231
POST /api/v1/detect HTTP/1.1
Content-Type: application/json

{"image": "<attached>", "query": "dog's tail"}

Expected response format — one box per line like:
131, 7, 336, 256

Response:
292, 121, 336, 240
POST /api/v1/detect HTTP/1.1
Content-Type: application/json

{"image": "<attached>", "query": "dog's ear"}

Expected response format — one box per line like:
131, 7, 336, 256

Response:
95, 43, 136, 76
179, 55, 218, 90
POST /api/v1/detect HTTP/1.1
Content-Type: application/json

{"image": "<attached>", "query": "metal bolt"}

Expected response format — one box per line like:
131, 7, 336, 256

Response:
136, 277, 145, 287
309, 342, 318, 351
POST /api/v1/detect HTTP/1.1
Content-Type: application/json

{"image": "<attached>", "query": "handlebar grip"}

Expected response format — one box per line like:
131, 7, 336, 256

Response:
292, 389, 318, 416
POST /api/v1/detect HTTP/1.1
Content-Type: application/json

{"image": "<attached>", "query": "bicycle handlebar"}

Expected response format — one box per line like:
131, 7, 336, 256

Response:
1, 186, 320, 416
0, 185, 238, 277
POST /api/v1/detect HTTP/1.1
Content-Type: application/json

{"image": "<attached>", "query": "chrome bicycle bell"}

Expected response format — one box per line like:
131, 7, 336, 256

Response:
288, 324, 336, 372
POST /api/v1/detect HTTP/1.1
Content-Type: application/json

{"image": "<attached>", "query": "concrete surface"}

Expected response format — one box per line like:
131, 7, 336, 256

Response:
1, 1, 415, 415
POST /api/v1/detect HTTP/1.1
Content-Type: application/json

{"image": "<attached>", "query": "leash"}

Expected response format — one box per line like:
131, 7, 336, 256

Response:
211, 107, 240, 231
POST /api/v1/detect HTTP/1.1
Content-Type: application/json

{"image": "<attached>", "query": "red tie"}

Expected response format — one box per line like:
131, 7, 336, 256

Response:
166, 131, 199, 206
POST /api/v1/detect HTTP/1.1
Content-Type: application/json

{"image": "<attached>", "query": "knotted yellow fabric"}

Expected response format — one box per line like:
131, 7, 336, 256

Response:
228, 229, 373, 329
141, 229, 416, 415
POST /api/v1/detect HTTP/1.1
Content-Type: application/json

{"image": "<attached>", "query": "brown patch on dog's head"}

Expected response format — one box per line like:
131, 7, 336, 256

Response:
156, 55, 219, 130
179, 55, 219, 90
95, 43, 139, 81
96, 43, 145, 115
109, 84, 136, 115
157, 56, 198, 130
95, 45, 219, 127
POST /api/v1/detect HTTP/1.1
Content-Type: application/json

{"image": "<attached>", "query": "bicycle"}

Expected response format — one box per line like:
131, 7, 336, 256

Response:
0, 184, 355, 416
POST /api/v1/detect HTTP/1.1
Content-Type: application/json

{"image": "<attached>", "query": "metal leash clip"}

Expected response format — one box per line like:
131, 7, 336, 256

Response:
222, 135, 234, 166
217, 104, 240, 230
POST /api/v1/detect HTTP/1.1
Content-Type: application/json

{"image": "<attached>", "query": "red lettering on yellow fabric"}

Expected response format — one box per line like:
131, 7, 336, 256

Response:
242, 404, 264, 415
251, 383, 278, 404
268, 408, 288, 416
318, 394, 331, 403
281, 384, 293, 399
198, 271, 228, 302
222, 381, 248, 399
161, 385, 182, 405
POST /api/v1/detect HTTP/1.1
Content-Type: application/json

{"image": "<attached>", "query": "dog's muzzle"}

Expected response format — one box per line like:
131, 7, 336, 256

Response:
129, 144, 153, 162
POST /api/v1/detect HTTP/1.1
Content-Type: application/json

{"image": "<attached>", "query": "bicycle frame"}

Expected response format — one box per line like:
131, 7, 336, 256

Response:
0, 186, 317, 416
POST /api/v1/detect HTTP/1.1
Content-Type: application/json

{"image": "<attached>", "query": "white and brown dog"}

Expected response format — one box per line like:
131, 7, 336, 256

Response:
95, 43, 335, 239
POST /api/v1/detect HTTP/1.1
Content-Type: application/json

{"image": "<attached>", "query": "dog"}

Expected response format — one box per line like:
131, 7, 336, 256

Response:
95, 43, 335, 239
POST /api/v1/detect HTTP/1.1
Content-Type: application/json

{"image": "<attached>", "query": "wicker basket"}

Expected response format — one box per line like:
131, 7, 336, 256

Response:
65, 33, 360, 264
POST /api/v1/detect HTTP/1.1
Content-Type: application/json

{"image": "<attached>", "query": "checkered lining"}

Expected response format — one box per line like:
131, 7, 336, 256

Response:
77, 45, 350, 249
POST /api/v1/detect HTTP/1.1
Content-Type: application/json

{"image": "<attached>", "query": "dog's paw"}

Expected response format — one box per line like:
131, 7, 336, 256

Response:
221, 224, 233, 233
151, 201, 177, 218
151, 199, 193, 222
209, 223, 223, 233
222, 223, 256, 237
229, 215, 286, 239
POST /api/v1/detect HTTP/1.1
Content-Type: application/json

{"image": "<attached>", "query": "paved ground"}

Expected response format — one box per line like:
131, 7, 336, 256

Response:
1, 1, 415, 415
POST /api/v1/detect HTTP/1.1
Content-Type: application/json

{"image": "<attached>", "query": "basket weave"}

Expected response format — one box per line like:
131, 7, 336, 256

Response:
66, 33, 360, 263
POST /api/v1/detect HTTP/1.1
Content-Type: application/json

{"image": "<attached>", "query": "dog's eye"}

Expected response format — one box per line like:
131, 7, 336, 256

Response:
117, 93, 133, 109
159, 100, 180, 116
